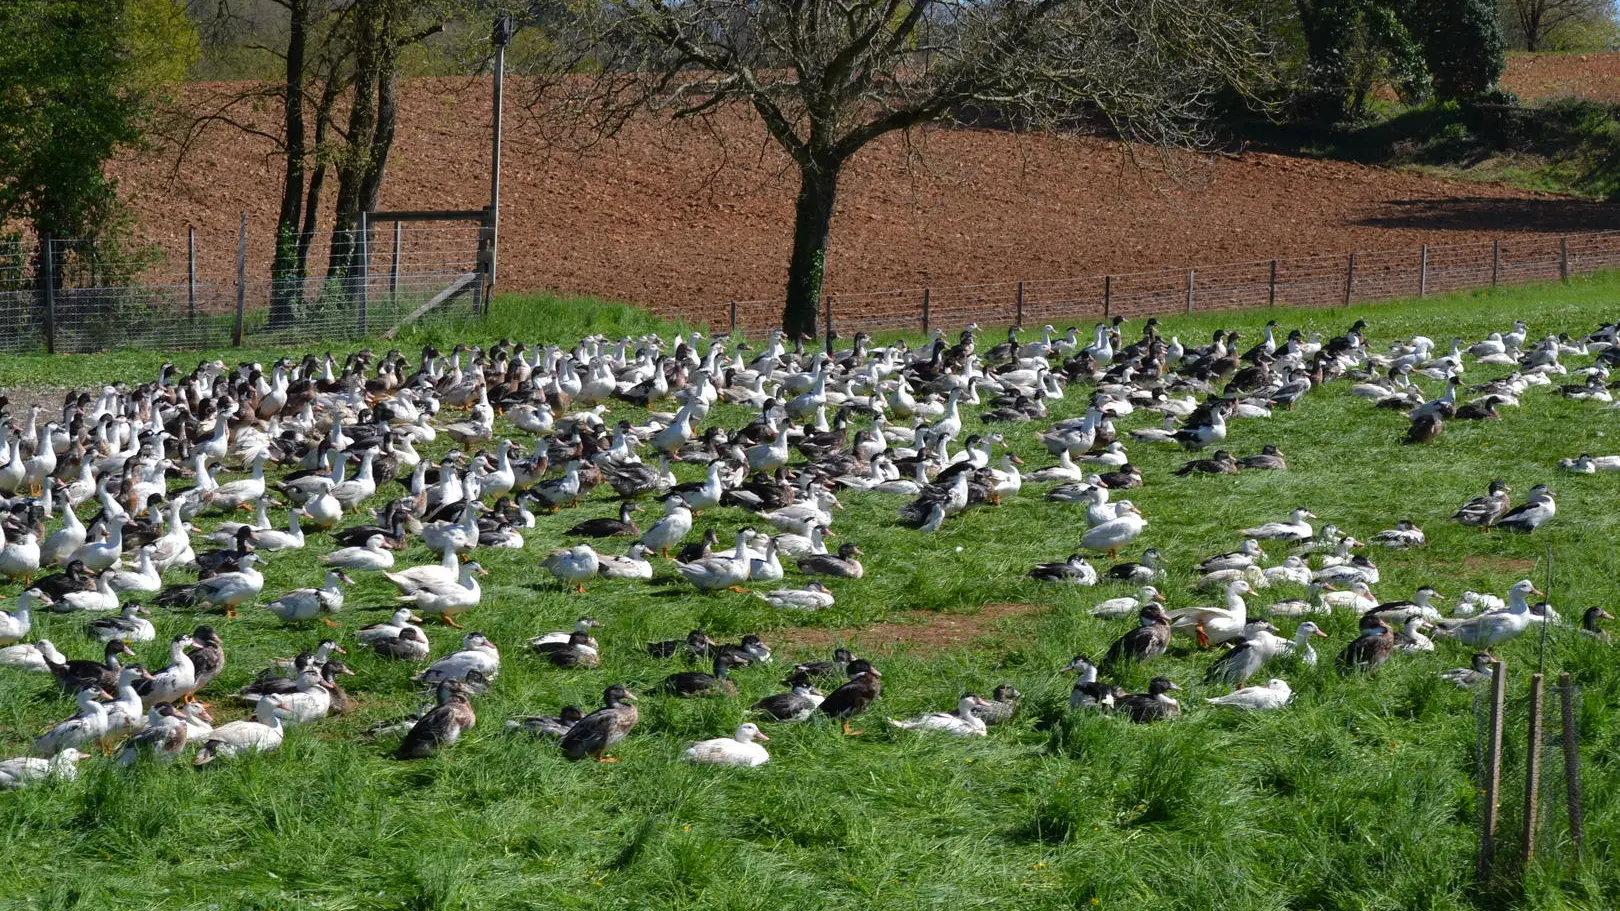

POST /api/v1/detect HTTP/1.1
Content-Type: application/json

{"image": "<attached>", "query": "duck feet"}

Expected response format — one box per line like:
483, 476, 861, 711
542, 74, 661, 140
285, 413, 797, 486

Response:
728, 586, 751, 594
441, 615, 464, 629
1195, 625, 1211, 649
321, 617, 339, 627
595, 755, 620, 763
841, 722, 863, 736
574, 585, 587, 594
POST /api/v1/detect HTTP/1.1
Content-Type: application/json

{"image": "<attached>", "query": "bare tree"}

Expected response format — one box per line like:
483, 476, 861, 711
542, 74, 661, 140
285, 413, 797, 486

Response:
527, 0, 1275, 336
1502, 0, 1615, 50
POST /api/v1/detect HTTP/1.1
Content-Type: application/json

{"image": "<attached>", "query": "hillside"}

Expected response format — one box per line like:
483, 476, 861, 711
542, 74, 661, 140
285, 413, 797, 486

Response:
111, 72, 1616, 318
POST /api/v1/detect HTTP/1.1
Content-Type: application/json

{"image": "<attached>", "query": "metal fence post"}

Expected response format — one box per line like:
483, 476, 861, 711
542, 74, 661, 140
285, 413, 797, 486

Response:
41, 234, 56, 355
1560, 673, 1583, 858
823, 294, 834, 354
187, 227, 198, 320
921, 287, 931, 333
1478, 658, 1507, 885
1560, 237, 1570, 282
1492, 240, 1501, 287
1523, 673, 1545, 865
1015, 280, 1025, 327
357, 211, 370, 336
1345, 253, 1357, 307
389, 220, 402, 304
1103, 275, 1112, 318
233, 212, 247, 346
1419, 244, 1428, 297
1268, 259, 1278, 307
729, 300, 737, 335
1186, 269, 1195, 313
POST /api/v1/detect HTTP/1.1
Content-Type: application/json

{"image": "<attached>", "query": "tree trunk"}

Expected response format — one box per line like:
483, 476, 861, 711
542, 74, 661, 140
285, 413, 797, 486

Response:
327, 0, 381, 284
269, 0, 309, 329
782, 161, 840, 340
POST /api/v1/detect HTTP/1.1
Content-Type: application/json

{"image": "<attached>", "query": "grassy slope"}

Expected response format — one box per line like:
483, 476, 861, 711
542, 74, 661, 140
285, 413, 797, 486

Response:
4, 278, 1620, 911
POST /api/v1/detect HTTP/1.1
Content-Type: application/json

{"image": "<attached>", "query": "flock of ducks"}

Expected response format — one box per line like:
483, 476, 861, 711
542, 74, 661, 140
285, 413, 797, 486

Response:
0, 311, 1611, 787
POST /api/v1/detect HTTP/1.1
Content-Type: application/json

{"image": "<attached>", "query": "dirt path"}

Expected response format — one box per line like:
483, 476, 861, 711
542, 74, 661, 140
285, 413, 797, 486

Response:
773, 602, 1047, 657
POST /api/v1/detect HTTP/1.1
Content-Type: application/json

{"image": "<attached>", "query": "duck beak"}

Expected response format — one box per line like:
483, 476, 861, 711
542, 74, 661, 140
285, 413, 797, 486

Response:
622, 692, 638, 702
1166, 682, 1182, 691
752, 731, 771, 743
1313, 628, 1329, 638
409, 615, 425, 623
1532, 587, 1546, 598
333, 644, 348, 655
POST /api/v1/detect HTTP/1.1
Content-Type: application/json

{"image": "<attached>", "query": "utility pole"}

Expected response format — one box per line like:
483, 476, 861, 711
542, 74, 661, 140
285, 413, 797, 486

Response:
488, 13, 514, 300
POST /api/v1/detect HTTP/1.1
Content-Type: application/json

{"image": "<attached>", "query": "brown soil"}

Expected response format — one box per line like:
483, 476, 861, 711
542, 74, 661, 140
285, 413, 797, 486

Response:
774, 601, 1046, 656
1462, 555, 1540, 574
108, 75, 1618, 323
1503, 53, 1620, 104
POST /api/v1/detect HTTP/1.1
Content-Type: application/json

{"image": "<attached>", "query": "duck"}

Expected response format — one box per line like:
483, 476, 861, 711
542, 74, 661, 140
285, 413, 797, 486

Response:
1320, 580, 1379, 613
187, 626, 226, 695
750, 683, 826, 722
1103, 602, 1173, 667
1196, 540, 1266, 575
32, 684, 115, 756
1452, 480, 1511, 527
394, 681, 477, 760
355, 607, 426, 646
1263, 556, 1313, 586
1313, 555, 1379, 586
414, 632, 500, 684
87, 603, 155, 643
1167, 580, 1254, 647
1236, 445, 1287, 471
1103, 549, 1165, 583
1079, 502, 1146, 559
0, 588, 47, 644
543, 545, 602, 593
889, 693, 990, 737
1175, 449, 1238, 476
1371, 520, 1426, 549
395, 560, 486, 627
1201, 636, 1273, 687
0, 524, 41, 582
114, 703, 189, 766
0, 638, 67, 673
506, 705, 584, 739
263, 570, 353, 624
251, 508, 307, 553
1581, 606, 1614, 642
46, 638, 136, 693
1089, 586, 1165, 619
529, 616, 602, 649
1029, 554, 1098, 584
560, 684, 639, 762
201, 454, 269, 512
530, 631, 601, 668
747, 577, 832, 609
646, 628, 717, 660
193, 695, 289, 765
819, 660, 883, 735
1434, 580, 1541, 651
597, 543, 655, 580
1116, 677, 1181, 723
154, 552, 266, 617
321, 534, 395, 572
1061, 655, 1122, 709
675, 530, 755, 593
1439, 653, 1495, 688
1366, 586, 1446, 623
659, 650, 750, 697
373, 626, 432, 661
134, 634, 196, 707
971, 684, 1022, 725
1206, 679, 1292, 710
70, 522, 125, 575
1286, 621, 1328, 666
1396, 617, 1436, 653
1495, 484, 1556, 533
639, 496, 695, 558
797, 543, 865, 579
0, 748, 86, 788
1241, 508, 1316, 542
1338, 616, 1396, 672
683, 722, 772, 766
382, 544, 461, 593
54, 570, 120, 614
566, 502, 641, 538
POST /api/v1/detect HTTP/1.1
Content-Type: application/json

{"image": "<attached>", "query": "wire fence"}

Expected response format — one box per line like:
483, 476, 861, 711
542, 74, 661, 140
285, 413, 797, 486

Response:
695, 230, 1620, 336
0, 218, 488, 354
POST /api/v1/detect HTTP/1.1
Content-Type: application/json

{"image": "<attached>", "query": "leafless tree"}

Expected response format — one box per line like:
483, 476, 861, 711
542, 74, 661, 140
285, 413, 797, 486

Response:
526, 0, 1277, 336
1501, 0, 1615, 51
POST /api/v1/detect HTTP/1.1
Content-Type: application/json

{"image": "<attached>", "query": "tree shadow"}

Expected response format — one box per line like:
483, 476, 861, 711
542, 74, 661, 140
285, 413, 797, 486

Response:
1354, 197, 1619, 234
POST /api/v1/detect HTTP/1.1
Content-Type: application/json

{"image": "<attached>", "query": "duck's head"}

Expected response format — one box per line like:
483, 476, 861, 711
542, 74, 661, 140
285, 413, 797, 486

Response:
845, 659, 881, 679
1295, 621, 1328, 640
603, 683, 637, 706
1147, 677, 1180, 696
734, 723, 770, 744
991, 684, 1021, 702
837, 543, 864, 559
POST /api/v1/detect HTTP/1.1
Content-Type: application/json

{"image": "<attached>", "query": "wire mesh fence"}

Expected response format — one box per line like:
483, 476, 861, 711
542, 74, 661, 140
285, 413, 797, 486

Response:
0, 220, 487, 354
701, 229, 1620, 337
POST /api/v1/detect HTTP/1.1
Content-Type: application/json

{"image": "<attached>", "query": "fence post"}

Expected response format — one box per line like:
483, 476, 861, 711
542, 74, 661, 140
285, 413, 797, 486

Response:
389, 220, 402, 304
1267, 259, 1278, 307
187, 227, 198, 320
1522, 672, 1545, 866
1478, 658, 1507, 885
1345, 253, 1357, 307
1103, 275, 1112, 319
1015, 280, 1025, 327
1419, 244, 1428, 297
729, 300, 737, 335
823, 294, 834, 354
1186, 269, 1195, 314
357, 211, 370, 336
41, 234, 56, 355
1559, 673, 1583, 859
232, 212, 247, 347
921, 287, 931, 333
1560, 237, 1570, 283
1492, 240, 1501, 287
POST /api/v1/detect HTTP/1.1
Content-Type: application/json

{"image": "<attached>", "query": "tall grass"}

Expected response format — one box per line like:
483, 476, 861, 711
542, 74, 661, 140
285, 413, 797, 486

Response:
2, 275, 1619, 910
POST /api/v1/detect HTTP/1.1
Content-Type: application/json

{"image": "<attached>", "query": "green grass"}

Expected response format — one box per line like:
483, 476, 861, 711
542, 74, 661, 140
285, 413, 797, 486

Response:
5, 275, 1620, 910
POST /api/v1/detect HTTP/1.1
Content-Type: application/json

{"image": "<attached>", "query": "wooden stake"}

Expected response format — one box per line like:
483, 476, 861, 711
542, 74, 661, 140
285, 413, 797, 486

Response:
233, 213, 247, 347
1419, 244, 1428, 297
921, 287, 931, 333
1559, 673, 1583, 859
1523, 673, 1545, 865
1015, 280, 1025, 327
1103, 275, 1112, 318
1186, 269, 1195, 313
1267, 259, 1277, 307
1345, 253, 1357, 307
1478, 658, 1507, 884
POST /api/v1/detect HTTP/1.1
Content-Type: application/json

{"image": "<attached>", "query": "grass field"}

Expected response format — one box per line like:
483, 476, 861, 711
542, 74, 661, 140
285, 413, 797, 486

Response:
3, 276, 1619, 911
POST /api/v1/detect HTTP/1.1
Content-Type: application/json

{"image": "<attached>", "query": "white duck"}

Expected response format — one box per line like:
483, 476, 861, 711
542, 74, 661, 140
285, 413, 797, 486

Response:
356, 608, 426, 646
1206, 679, 1292, 710
106, 546, 162, 595
0, 588, 46, 644
57, 571, 120, 613
889, 694, 991, 737
1435, 580, 1541, 651
756, 582, 836, 611
675, 530, 754, 593
87, 603, 156, 643
0, 524, 41, 581
1321, 581, 1379, 614
0, 748, 86, 789
322, 534, 395, 572
1089, 586, 1164, 620
1168, 580, 1254, 647
1079, 502, 1146, 559
639, 496, 695, 558
1287, 621, 1328, 666
264, 570, 354, 624
543, 545, 601, 593
396, 561, 486, 627
0, 637, 66, 673
682, 723, 772, 767
414, 632, 500, 684
1241, 508, 1317, 542
597, 543, 654, 580
193, 696, 289, 765
32, 687, 113, 756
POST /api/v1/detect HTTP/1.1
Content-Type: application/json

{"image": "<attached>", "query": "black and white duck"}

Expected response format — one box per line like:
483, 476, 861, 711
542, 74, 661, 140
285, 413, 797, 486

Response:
1495, 484, 1556, 533
792, 647, 856, 681
565, 502, 641, 539
1117, 677, 1182, 723
750, 683, 825, 722
1581, 606, 1614, 642
1452, 480, 1511, 527
658, 650, 750, 697
1029, 554, 1098, 584
1062, 655, 1123, 709
1104, 548, 1165, 583
530, 631, 601, 668
818, 659, 883, 735
46, 639, 135, 693
560, 684, 639, 762
506, 705, 584, 738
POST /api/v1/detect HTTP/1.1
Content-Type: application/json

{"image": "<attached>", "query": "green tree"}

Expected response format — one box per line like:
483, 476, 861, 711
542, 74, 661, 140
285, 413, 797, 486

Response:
0, 0, 195, 273
1408, 0, 1505, 100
